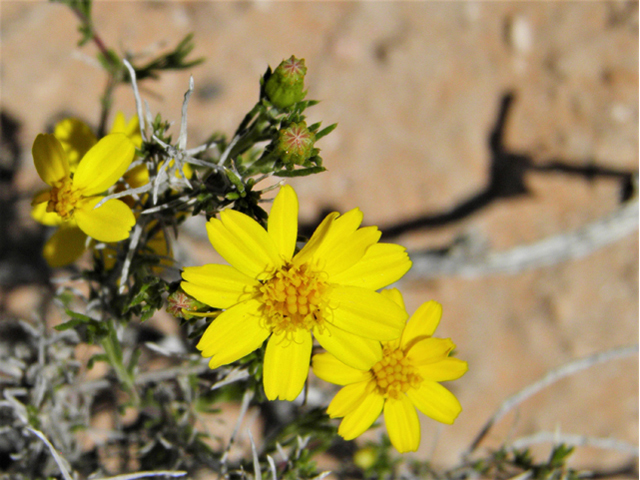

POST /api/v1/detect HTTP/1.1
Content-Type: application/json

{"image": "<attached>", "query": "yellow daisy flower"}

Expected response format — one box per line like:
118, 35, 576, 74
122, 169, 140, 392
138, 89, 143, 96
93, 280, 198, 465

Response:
312, 288, 467, 453
181, 185, 412, 401
30, 133, 136, 267
31, 113, 142, 267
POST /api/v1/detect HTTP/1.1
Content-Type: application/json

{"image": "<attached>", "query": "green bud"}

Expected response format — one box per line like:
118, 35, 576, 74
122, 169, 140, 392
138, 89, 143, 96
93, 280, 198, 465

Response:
166, 289, 207, 319
265, 56, 307, 109
353, 447, 377, 470
275, 122, 316, 166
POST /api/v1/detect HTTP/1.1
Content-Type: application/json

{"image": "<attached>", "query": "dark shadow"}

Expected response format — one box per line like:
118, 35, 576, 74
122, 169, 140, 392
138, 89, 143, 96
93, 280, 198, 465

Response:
299, 93, 637, 241
0, 111, 50, 300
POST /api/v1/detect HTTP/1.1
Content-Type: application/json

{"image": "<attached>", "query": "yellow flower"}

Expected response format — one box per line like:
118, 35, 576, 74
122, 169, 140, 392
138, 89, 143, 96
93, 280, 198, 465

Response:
109, 111, 143, 149
31, 133, 136, 267
312, 289, 467, 453
53, 118, 97, 171
181, 185, 412, 401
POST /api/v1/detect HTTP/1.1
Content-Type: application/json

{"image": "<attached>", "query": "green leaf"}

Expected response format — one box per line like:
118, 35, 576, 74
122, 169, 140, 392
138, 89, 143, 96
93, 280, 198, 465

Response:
315, 123, 338, 141
127, 347, 143, 376
87, 353, 109, 370
274, 166, 326, 177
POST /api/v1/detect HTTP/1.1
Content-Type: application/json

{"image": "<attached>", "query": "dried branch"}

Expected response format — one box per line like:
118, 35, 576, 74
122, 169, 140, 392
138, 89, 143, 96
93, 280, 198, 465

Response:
510, 431, 639, 457
25, 427, 74, 480
220, 389, 254, 475
465, 344, 639, 456
123, 59, 147, 142
408, 198, 638, 279
92, 471, 187, 480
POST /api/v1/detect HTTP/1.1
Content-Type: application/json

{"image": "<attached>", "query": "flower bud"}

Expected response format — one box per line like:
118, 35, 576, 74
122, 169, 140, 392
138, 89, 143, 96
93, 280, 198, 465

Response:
353, 447, 377, 470
166, 289, 207, 318
265, 56, 307, 109
275, 122, 316, 166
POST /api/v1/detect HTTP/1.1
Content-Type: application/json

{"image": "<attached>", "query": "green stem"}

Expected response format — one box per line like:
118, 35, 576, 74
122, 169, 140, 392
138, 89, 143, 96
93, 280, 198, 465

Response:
101, 319, 139, 404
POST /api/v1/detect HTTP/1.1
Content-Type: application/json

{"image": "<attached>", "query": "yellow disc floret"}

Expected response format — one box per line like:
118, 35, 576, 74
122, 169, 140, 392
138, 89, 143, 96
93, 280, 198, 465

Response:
371, 346, 422, 399
258, 262, 329, 337
47, 177, 83, 220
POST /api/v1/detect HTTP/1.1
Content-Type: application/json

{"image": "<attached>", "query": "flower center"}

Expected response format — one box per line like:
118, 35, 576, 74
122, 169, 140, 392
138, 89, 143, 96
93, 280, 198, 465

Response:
258, 262, 328, 336
371, 347, 422, 399
47, 177, 83, 220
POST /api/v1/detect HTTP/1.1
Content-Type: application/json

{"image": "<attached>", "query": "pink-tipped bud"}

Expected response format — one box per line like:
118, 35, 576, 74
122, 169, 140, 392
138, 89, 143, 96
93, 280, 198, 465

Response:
275, 122, 316, 166
166, 289, 206, 318
265, 56, 307, 109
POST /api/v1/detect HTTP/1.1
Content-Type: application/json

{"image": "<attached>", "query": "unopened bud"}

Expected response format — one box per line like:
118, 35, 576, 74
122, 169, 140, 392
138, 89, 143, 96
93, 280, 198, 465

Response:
275, 122, 316, 166
265, 56, 307, 109
166, 289, 206, 318
353, 447, 377, 470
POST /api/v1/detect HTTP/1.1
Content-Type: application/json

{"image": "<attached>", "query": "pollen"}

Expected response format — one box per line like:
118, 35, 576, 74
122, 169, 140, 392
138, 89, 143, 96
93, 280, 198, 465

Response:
258, 262, 328, 336
47, 177, 83, 220
371, 347, 422, 399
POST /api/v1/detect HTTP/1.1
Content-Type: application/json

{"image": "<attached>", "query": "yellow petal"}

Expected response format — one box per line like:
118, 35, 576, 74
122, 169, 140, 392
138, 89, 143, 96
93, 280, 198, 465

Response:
196, 299, 269, 368
295, 208, 380, 276
263, 329, 312, 401
123, 164, 150, 189
182, 264, 258, 309
418, 358, 468, 382
54, 118, 97, 170
328, 286, 407, 341
314, 324, 382, 370
267, 185, 298, 262
110, 111, 127, 133
205, 211, 280, 279
338, 389, 384, 440
406, 381, 462, 425
293, 212, 338, 265
401, 301, 443, 348
406, 338, 455, 365
73, 134, 135, 196
42, 225, 87, 268
384, 395, 420, 453
312, 352, 368, 385
181, 161, 193, 179
324, 226, 382, 277
327, 381, 373, 418
327, 381, 370, 418
330, 243, 412, 290
380, 288, 405, 310
31, 192, 62, 226
74, 196, 135, 242
32, 134, 70, 186
110, 112, 142, 148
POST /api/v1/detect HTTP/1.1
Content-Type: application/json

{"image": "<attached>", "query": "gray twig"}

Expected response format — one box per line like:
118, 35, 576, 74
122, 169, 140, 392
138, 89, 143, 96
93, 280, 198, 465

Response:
25, 427, 74, 480
220, 389, 254, 475
249, 430, 262, 480
465, 344, 639, 456
119, 221, 145, 294
178, 76, 194, 151
94, 183, 154, 210
92, 471, 187, 480
408, 199, 638, 279
123, 59, 147, 143
510, 431, 639, 457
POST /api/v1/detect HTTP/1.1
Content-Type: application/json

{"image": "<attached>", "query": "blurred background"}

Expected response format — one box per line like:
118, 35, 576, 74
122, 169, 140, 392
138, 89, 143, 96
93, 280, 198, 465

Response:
1, 1, 638, 476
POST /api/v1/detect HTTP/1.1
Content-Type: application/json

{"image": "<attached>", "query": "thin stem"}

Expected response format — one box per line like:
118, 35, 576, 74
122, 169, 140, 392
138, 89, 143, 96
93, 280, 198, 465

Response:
69, 6, 112, 61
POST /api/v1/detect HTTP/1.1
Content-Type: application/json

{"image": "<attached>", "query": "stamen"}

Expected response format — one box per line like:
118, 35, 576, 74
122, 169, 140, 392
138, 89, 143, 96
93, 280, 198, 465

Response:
370, 346, 423, 399
47, 177, 83, 220
258, 262, 329, 339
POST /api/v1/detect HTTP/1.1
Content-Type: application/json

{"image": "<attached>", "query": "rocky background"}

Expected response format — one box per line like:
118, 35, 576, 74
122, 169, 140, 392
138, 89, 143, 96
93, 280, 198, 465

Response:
1, 1, 638, 476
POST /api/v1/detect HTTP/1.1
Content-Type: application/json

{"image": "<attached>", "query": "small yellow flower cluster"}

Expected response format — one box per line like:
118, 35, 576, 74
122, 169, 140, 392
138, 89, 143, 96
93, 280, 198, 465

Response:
30, 114, 143, 267
31, 113, 188, 269
181, 185, 468, 453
